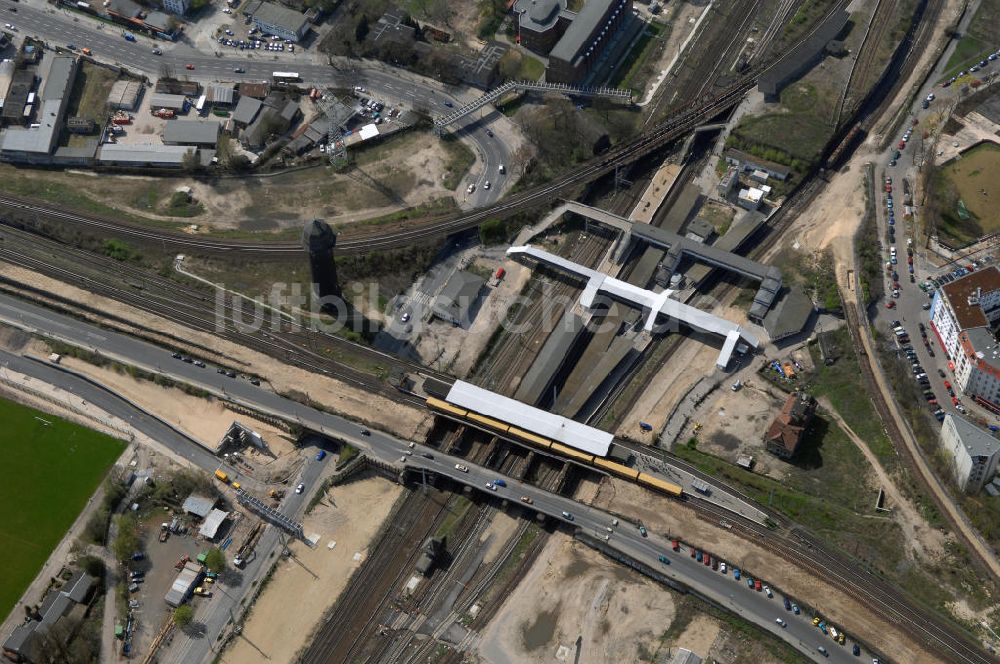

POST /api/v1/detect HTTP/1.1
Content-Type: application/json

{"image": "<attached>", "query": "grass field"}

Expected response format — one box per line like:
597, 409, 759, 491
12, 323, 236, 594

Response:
727, 79, 838, 173
930, 142, 1000, 244
0, 398, 124, 619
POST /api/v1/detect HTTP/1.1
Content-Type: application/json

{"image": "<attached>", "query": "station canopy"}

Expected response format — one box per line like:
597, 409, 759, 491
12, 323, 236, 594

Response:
446, 380, 613, 457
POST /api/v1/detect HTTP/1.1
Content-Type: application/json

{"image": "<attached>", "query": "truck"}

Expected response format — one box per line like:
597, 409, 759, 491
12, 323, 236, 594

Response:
214, 469, 229, 483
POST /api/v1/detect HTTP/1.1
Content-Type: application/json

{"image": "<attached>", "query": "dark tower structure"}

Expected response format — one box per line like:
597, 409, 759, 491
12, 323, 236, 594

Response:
302, 218, 340, 302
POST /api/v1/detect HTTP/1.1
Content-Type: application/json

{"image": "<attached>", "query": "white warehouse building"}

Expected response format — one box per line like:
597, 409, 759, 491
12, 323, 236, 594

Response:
241, 0, 309, 42
940, 413, 1000, 493
929, 266, 1000, 412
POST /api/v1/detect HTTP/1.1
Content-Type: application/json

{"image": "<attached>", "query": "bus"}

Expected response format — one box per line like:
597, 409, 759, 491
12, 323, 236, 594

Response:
272, 72, 300, 84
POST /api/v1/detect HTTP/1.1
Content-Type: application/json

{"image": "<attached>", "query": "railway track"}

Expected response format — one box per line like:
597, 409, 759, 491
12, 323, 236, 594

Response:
0, 223, 452, 407
688, 496, 992, 664
0, 3, 854, 260
835, 0, 896, 129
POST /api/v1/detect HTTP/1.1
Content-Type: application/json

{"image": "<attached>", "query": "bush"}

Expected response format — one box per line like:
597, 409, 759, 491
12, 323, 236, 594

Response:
203, 548, 226, 573
479, 219, 507, 245
173, 604, 194, 627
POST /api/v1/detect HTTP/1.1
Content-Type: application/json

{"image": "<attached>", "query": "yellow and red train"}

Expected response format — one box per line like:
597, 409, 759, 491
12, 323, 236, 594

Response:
426, 397, 683, 498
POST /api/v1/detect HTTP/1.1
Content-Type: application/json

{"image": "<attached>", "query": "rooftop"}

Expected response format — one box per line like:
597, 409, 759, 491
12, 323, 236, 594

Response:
182, 493, 217, 518
941, 266, 1000, 330
198, 508, 229, 539
762, 286, 814, 341
232, 95, 262, 124
945, 413, 1000, 458
247, 0, 308, 33
550, 0, 623, 64
40, 56, 76, 103
513, 0, 568, 31
97, 143, 194, 164
446, 380, 614, 456
162, 119, 220, 146
432, 269, 486, 326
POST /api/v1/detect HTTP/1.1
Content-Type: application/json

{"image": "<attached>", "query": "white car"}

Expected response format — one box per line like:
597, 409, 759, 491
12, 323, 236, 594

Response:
485, 482, 496, 491
775, 618, 786, 627
764, 585, 773, 598
455, 464, 469, 472
401, 312, 411, 322
483, 180, 491, 190
295, 483, 304, 494
720, 562, 727, 574
466, 183, 476, 194
223, 7, 232, 12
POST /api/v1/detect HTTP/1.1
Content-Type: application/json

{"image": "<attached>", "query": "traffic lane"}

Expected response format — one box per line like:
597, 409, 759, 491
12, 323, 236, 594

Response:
0, 294, 876, 664
0, 349, 223, 469
422, 461, 859, 663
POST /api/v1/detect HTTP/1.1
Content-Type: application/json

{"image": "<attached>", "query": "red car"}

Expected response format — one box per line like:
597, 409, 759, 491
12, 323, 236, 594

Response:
885, 184, 892, 193
185, 63, 195, 70
886, 301, 896, 309
672, 540, 680, 552
754, 579, 762, 592
704, 554, 711, 566
952, 396, 960, 406
690, 548, 696, 558
944, 380, 951, 389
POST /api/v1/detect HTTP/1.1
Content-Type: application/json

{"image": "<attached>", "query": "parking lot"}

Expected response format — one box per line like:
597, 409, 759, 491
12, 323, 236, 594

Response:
214, 20, 299, 57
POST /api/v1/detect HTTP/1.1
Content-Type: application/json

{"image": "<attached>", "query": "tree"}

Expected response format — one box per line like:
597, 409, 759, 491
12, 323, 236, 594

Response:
112, 514, 140, 562
172, 604, 194, 628
355, 15, 370, 43
203, 547, 226, 573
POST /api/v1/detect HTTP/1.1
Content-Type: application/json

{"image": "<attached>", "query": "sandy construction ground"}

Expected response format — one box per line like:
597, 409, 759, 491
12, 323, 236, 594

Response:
478, 533, 675, 664
0, 265, 430, 441
57, 356, 290, 449
591, 479, 940, 662
222, 477, 403, 664
691, 382, 783, 466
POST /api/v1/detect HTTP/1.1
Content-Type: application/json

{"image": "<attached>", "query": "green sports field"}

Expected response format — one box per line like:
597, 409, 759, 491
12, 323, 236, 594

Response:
0, 397, 125, 621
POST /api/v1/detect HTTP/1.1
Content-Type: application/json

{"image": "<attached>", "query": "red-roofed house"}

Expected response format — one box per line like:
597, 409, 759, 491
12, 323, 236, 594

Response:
764, 392, 816, 459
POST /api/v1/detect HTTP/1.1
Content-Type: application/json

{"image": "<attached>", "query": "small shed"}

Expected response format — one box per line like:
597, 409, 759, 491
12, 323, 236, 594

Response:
182, 494, 217, 518
198, 508, 230, 540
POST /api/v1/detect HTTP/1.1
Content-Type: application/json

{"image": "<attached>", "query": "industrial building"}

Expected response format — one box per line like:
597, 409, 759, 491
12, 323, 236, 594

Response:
929, 266, 1000, 412
431, 270, 487, 327
107, 79, 144, 110
165, 561, 204, 607
514, 0, 633, 84
198, 508, 230, 540
162, 120, 221, 147
241, 0, 309, 42
149, 92, 190, 111
232, 95, 263, 126
940, 414, 1000, 493
96, 143, 198, 168
0, 55, 78, 165
182, 493, 218, 518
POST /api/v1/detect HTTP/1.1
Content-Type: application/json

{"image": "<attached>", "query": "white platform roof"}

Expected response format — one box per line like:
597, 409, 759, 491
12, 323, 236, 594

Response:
508, 245, 759, 369
446, 380, 613, 457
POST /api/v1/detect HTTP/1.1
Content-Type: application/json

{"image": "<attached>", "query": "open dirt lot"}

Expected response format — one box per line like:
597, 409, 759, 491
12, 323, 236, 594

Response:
0, 130, 460, 234
0, 264, 431, 441
477, 533, 675, 664
223, 477, 403, 663
58, 357, 291, 449
689, 382, 783, 466
590, 479, 940, 663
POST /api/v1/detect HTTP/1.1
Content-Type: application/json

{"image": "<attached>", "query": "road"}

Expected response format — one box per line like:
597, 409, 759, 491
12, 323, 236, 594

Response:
0, 0, 510, 207
0, 291, 877, 663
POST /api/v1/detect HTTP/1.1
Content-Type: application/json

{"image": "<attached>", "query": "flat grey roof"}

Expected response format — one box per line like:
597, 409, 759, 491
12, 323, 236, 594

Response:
1, 98, 64, 154
432, 270, 486, 325
249, 1, 308, 33
762, 286, 813, 341
631, 223, 777, 282
946, 413, 1000, 458
550, 0, 622, 63
163, 120, 219, 145
207, 84, 235, 104
182, 493, 216, 517
98, 143, 193, 164
446, 379, 614, 456
149, 93, 189, 110
514, 0, 567, 31
40, 56, 76, 102
233, 95, 262, 124
514, 310, 585, 405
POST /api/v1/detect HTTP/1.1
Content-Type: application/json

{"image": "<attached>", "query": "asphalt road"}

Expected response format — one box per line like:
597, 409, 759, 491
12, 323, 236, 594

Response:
0, 0, 509, 207
873, 0, 1000, 427
0, 291, 874, 663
